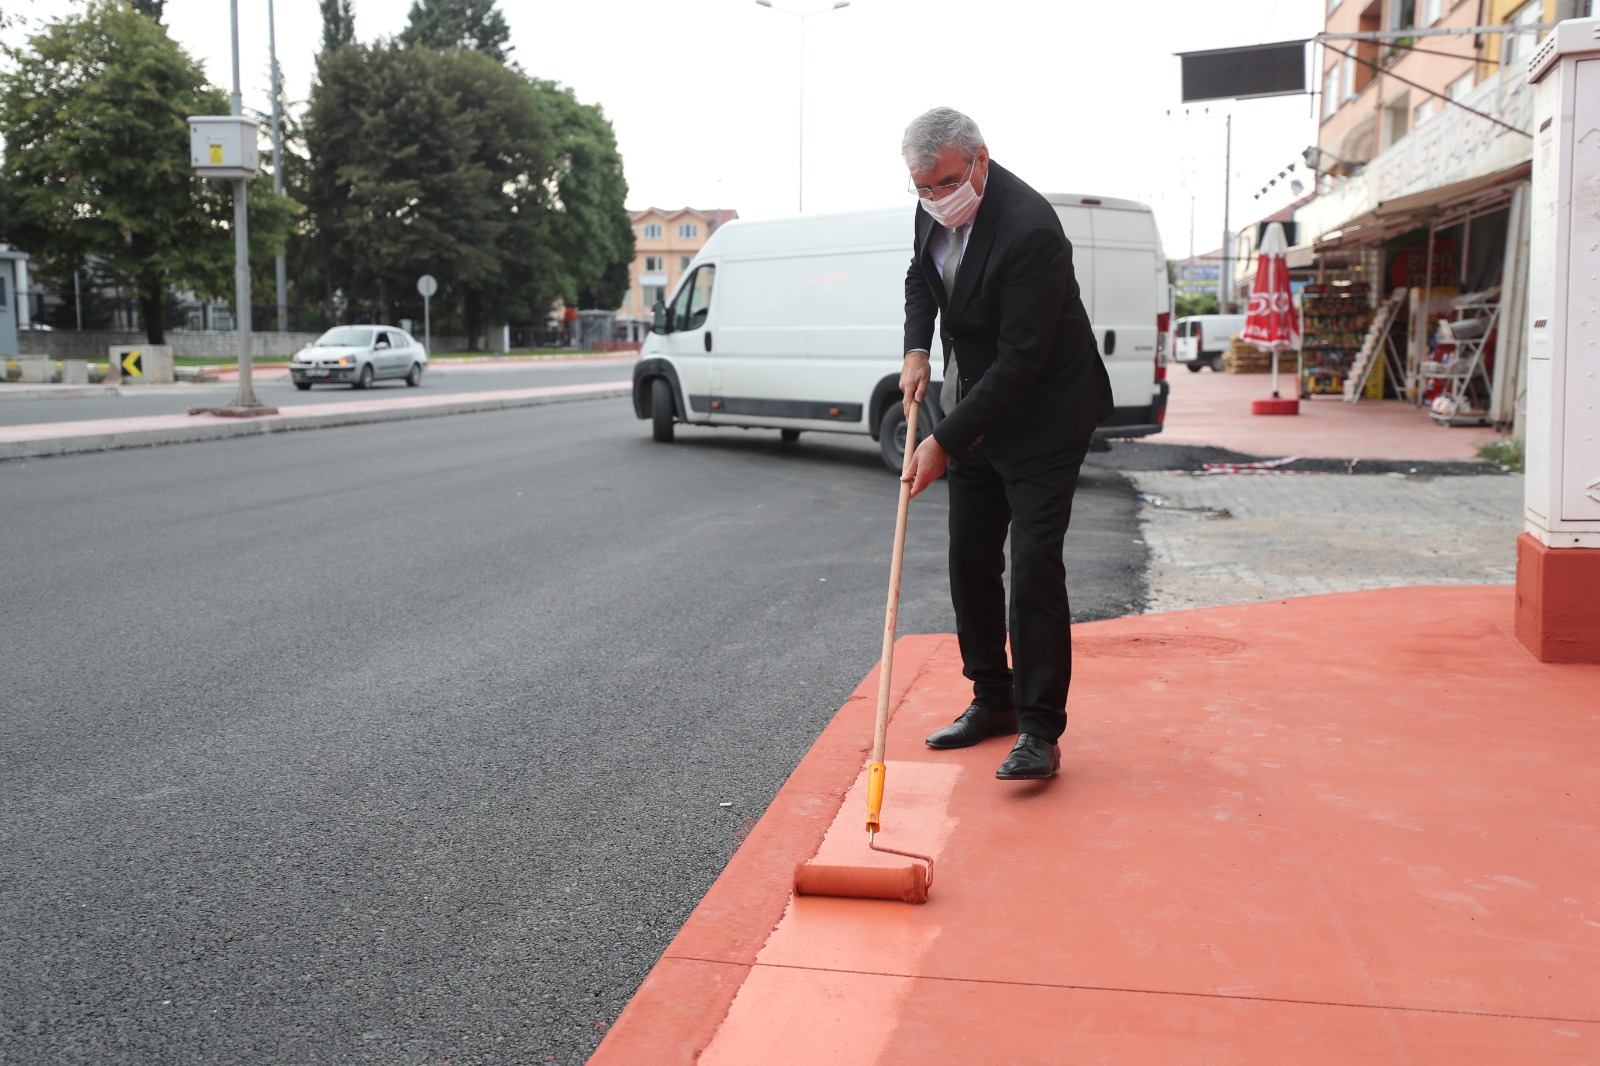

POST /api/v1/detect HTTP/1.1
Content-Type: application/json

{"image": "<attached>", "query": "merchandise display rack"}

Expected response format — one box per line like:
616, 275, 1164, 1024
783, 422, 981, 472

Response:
1298, 280, 1373, 396
1422, 288, 1500, 426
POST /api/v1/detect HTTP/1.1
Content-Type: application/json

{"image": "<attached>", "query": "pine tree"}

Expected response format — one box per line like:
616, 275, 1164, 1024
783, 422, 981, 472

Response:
401, 0, 512, 63
319, 0, 355, 55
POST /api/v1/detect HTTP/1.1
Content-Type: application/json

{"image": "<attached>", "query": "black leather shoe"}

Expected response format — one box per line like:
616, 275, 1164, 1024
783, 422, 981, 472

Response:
995, 733, 1061, 780
924, 703, 1019, 749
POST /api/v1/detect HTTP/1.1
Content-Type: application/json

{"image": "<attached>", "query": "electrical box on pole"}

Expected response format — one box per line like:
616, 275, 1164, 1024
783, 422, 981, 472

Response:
187, 116, 260, 181
1517, 16, 1600, 662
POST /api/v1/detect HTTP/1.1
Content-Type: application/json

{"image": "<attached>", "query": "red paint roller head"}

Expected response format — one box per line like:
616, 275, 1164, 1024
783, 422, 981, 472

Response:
792, 862, 930, 904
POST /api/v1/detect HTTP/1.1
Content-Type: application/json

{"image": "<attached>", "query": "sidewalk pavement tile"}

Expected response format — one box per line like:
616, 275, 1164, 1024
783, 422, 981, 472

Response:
593, 586, 1599, 1064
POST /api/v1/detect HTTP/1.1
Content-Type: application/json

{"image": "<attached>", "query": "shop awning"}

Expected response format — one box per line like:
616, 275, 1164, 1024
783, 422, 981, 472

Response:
1312, 162, 1531, 253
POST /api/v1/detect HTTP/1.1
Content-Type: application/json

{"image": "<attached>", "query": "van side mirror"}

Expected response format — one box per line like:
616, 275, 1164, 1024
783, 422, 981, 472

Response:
651, 300, 670, 335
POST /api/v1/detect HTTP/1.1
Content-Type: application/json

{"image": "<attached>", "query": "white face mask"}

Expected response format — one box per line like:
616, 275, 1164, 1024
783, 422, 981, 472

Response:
918, 161, 984, 229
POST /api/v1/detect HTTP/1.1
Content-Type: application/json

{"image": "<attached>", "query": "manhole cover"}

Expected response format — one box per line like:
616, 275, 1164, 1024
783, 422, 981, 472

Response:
1075, 634, 1248, 658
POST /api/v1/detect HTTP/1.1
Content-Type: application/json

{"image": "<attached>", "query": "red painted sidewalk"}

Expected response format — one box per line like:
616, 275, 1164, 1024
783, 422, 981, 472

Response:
592, 588, 1599, 1064
1155, 369, 1504, 461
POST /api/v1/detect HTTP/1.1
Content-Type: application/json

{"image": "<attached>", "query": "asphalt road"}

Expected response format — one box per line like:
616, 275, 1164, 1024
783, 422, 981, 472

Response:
0, 397, 1145, 1065
0, 359, 636, 427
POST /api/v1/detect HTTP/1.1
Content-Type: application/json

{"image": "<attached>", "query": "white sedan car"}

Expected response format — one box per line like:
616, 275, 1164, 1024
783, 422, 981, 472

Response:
289, 326, 428, 390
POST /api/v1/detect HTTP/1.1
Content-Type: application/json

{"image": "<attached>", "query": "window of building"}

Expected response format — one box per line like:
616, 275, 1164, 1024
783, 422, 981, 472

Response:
645, 255, 664, 271
1329, 0, 1341, 11
0, 274, 7, 309
678, 222, 699, 239
1501, 2, 1541, 72
1447, 71, 1474, 102
1323, 67, 1340, 120
642, 223, 662, 240
1414, 97, 1437, 128
1383, 90, 1411, 148
643, 284, 667, 308
1341, 56, 1355, 101
680, 256, 692, 271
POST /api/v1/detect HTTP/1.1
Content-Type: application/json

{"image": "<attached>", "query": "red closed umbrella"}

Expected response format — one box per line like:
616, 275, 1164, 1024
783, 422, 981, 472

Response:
1241, 221, 1300, 415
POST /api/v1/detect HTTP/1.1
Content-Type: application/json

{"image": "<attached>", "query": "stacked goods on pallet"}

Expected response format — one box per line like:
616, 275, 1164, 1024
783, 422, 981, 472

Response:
1223, 334, 1272, 373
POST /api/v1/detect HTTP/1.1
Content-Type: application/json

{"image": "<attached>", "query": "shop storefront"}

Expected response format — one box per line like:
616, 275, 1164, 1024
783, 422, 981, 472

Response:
1294, 63, 1534, 430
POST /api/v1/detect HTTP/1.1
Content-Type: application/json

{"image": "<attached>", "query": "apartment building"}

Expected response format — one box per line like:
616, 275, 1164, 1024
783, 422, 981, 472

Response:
615, 206, 737, 340
1292, 0, 1594, 422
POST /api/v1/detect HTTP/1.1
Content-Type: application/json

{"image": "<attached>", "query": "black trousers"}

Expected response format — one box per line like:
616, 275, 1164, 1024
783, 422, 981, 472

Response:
946, 438, 1091, 742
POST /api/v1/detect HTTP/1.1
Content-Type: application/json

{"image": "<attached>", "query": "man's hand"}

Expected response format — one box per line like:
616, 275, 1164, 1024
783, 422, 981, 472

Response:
900, 351, 930, 417
902, 433, 948, 499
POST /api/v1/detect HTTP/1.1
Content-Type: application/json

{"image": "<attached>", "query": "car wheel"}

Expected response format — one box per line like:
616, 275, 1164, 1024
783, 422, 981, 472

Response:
780, 429, 801, 443
406, 362, 423, 387
356, 363, 374, 389
650, 377, 675, 443
878, 402, 929, 474
1185, 362, 1204, 373
294, 381, 313, 391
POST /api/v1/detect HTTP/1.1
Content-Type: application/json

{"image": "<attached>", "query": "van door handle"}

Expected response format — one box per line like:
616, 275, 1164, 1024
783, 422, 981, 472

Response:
1103, 329, 1116, 355
704, 332, 712, 353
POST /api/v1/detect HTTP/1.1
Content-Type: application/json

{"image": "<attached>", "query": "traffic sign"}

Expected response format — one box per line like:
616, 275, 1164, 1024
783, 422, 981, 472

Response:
417, 274, 438, 298
121, 350, 143, 377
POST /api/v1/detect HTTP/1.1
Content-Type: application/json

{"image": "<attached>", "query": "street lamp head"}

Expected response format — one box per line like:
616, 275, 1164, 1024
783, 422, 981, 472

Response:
755, 0, 773, 6
833, 1, 850, 7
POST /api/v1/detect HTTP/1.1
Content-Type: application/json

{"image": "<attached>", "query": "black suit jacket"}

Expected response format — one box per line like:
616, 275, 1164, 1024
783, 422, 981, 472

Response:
903, 160, 1113, 459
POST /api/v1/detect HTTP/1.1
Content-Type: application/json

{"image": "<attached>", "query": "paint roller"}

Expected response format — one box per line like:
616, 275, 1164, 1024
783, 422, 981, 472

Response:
793, 401, 934, 905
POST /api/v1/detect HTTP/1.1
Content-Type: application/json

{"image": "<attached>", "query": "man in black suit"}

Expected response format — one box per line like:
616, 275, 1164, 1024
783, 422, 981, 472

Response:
898, 107, 1113, 780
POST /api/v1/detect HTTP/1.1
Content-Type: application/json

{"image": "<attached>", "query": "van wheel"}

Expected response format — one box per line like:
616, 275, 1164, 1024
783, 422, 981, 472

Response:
650, 377, 675, 443
1186, 362, 1204, 373
780, 429, 801, 443
1210, 355, 1226, 372
878, 403, 927, 473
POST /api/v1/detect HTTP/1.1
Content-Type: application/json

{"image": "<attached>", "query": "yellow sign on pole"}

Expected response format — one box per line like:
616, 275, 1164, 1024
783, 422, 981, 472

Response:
209, 143, 223, 165
122, 350, 143, 377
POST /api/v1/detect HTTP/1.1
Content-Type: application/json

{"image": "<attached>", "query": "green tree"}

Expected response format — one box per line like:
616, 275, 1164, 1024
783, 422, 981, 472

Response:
533, 83, 633, 310
320, 0, 355, 55
401, 0, 512, 62
306, 43, 549, 338
0, 1, 299, 343
1175, 292, 1220, 318
129, 0, 164, 21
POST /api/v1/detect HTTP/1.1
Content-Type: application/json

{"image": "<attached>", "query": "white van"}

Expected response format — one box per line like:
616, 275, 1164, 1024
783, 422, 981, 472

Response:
1171, 313, 1246, 372
632, 195, 1170, 470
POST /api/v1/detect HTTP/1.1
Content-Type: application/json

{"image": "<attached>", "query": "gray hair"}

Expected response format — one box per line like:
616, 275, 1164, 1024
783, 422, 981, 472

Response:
901, 108, 985, 172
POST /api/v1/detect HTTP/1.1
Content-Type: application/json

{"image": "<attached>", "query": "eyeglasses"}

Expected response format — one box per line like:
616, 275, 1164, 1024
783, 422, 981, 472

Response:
908, 156, 975, 199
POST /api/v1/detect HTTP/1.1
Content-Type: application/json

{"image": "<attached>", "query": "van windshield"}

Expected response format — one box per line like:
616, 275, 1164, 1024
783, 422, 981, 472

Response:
668, 265, 715, 331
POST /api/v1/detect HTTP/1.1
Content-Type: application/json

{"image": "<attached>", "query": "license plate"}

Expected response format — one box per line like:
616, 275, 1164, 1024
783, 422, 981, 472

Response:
307, 369, 329, 378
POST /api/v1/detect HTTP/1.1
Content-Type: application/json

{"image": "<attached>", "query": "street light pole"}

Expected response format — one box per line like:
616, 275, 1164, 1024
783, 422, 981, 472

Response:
269, 0, 287, 334
755, 0, 850, 214
226, 0, 260, 409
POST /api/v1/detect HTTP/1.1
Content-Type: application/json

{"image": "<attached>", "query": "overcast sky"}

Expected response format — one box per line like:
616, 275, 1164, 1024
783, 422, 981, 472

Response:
4, 0, 1325, 259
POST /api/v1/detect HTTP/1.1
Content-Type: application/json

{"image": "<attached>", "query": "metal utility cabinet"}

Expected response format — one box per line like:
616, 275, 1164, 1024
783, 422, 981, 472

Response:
1517, 16, 1600, 663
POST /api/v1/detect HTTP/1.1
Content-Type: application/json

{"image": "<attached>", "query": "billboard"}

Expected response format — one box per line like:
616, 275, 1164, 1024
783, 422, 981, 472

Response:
1177, 263, 1220, 293
1178, 40, 1308, 103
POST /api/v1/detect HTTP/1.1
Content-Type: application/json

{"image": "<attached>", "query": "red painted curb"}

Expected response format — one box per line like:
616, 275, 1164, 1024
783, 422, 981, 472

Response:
590, 635, 947, 1063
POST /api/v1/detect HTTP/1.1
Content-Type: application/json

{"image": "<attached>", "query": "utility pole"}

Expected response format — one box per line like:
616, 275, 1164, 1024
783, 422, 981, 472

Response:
269, 0, 287, 334
1221, 113, 1233, 314
207, 0, 273, 415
